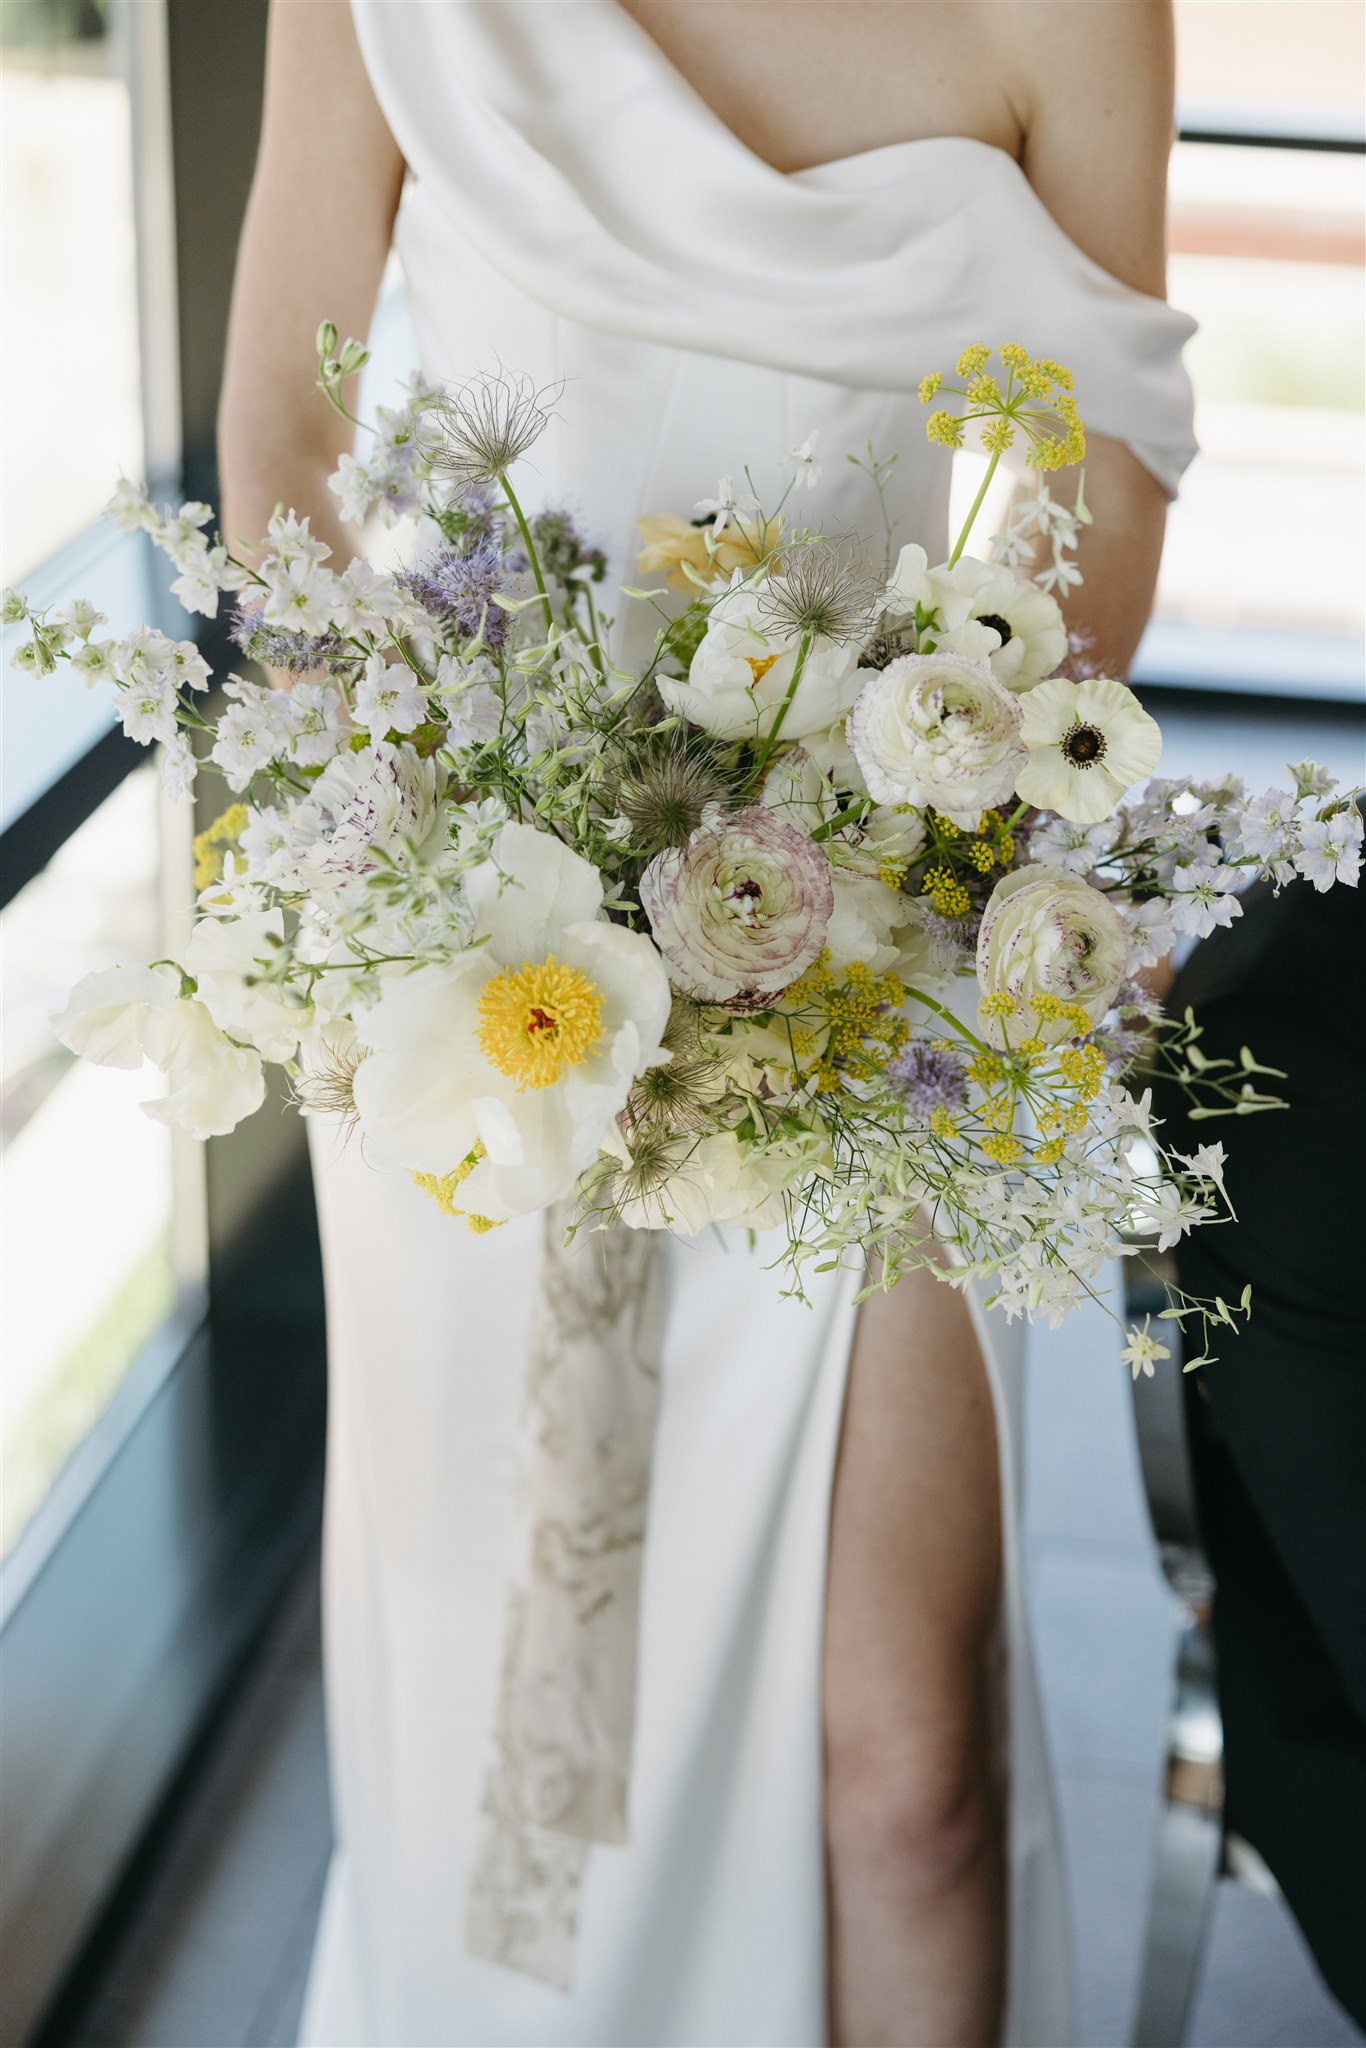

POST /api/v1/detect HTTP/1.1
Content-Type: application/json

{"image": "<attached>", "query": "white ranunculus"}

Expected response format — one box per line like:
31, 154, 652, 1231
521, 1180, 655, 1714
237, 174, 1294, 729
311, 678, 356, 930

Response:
183, 910, 311, 1060
976, 867, 1130, 1046
659, 579, 861, 743
287, 741, 441, 891
640, 804, 833, 1001
51, 963, 181, 1067
352, 823, 671, 1221
1016, 676, 1163, 824
846, 652, 1027, 829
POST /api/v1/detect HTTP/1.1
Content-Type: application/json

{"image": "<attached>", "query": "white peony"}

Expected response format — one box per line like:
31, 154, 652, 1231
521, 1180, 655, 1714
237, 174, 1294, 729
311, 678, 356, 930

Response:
846, 652, 1027, 829
352, 824, 671, 1222
659, 578, 862, 743
1016, 676, 1162, 824
640, 804, 833, 1001
976, 867, 1130, 1046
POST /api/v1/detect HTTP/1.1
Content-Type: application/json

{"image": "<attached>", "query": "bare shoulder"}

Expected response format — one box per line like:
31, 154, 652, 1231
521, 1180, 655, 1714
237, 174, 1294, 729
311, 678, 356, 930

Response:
992, 0, 1177, 296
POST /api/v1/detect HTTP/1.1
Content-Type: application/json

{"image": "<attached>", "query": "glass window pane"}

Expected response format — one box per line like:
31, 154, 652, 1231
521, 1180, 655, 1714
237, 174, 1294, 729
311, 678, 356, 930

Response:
1, 1, 142, 586
1157, 140, 1365, 641
1, 768, 180, 1555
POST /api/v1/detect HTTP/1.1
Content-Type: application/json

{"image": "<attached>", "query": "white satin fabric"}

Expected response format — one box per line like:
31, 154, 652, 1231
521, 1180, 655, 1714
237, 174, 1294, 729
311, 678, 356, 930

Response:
299, 7, 1196, 2043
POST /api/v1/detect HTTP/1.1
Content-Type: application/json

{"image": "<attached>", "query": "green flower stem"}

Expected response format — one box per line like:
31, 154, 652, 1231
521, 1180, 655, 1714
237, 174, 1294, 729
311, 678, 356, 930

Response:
900, 983, 993, 1058
498, 471, 555, 638
743, 632, 811, 794
946, 448, 1003, 569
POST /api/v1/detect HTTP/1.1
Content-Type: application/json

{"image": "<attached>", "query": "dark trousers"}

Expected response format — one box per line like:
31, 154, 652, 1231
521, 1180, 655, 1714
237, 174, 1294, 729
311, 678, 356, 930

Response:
1153, 872, 1366, 2029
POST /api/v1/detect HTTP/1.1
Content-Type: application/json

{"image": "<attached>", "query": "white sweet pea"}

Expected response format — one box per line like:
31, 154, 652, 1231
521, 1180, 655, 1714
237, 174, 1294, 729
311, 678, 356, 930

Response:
354, 652, 429, 738
141, 1000, 266, 1138
52, 961, 265, 1139
183, 910, 310, 1060
352, 824, 671, 1221
1016, 676, 1162, 824
51, 963, 181, 1068
659, 578, 862, 744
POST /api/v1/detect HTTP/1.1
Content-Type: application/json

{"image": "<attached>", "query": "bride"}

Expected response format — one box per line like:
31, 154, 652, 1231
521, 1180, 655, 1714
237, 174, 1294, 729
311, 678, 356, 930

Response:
220, 5, 1194, 2044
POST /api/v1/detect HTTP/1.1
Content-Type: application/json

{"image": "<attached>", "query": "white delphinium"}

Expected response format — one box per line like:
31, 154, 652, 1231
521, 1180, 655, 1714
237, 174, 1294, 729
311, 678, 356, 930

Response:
1228, 787, 1298, 882
1028, 813, 1120, 878
1124, 897, 1177, 972
352, 823, 672, 1222
353, 652, 429, 738
1296, 809, 1362, 890
284, 681, 347, 766
781, 430, 823, 493
435, 654, 503, 749
1170, 858, 1242, 937
210, 679, 287, 791
160, 733, 198, 801
331, 561, 403, 636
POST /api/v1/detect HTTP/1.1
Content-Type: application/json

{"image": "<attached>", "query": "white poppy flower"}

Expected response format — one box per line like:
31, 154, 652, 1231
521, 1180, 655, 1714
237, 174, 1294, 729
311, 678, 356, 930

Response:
352, 824, 671, 1221
659, 579, 862, 744
1016, 676, 1162, 824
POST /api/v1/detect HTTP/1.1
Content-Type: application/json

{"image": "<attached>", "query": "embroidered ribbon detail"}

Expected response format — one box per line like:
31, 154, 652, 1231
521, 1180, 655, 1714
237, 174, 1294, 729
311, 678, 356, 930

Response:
464, 1208, 668, 1989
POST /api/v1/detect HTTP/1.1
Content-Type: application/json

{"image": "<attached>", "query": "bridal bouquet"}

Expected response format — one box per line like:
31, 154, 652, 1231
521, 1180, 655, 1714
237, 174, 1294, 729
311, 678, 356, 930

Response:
11, 338, 1359, 1367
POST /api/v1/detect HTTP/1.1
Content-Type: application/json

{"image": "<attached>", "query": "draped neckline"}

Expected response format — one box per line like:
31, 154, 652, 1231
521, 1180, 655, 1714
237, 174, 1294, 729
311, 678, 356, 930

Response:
604, 0, 1025, 185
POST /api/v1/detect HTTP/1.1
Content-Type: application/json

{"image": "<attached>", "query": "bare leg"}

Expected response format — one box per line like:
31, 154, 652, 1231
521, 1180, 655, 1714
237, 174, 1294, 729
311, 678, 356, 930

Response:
824, 1263, 1007, 2048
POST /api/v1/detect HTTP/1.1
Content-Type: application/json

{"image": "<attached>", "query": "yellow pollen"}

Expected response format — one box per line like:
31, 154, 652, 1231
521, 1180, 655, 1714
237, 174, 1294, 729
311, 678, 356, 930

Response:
477, 955, 604, 1090
745, 652, 780, 688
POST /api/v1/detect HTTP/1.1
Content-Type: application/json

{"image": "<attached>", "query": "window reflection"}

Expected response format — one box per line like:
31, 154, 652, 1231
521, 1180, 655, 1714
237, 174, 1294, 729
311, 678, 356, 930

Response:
1, 768, 176, 1555
0, 0, 142, 585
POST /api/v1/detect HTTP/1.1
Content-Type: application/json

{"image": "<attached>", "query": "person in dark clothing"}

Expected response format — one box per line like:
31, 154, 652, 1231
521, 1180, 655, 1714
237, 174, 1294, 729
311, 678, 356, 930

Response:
1152, 865, 1366, 2030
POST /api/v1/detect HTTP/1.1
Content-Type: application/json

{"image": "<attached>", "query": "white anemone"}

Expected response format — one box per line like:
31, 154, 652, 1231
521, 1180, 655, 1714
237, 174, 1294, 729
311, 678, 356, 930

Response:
352, 823, 671, 1222
1016, 676, 1162, 824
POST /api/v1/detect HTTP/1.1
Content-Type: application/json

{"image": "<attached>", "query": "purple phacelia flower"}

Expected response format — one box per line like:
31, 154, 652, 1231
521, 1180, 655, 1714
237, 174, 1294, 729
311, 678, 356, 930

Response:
399, 539, 511, 650
888, 1041, 969, 1122
230, 597, 345, 674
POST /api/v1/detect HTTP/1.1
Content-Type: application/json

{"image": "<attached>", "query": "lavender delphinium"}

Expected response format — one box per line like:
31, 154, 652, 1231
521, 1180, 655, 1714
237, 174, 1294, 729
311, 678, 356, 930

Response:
399, 539, 512, 652
888, 1040, 969, 1124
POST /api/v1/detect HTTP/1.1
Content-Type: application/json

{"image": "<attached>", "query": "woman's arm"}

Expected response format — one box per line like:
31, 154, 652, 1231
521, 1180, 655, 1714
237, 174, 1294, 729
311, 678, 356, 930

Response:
1004, 0, 1179, 677
218, 0, 405, 563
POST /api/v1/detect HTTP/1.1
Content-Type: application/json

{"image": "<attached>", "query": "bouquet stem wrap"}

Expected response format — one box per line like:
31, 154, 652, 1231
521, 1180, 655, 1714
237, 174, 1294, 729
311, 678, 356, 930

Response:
464, 1212, 669, 1988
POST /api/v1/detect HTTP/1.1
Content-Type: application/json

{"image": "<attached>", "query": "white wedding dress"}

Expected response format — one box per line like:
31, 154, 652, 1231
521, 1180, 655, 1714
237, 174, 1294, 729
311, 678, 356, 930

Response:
298, 7, 1197, 2044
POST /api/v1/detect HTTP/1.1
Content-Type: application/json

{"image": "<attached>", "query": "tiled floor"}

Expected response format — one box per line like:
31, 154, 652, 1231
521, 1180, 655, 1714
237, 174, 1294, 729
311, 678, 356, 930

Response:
49, 697, 1365, 2048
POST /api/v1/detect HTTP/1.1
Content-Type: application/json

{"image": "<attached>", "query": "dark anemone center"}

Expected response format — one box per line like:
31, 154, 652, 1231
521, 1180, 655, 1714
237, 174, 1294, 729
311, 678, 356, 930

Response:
977, 612, 1014, 646
1062, 721, 1106, 768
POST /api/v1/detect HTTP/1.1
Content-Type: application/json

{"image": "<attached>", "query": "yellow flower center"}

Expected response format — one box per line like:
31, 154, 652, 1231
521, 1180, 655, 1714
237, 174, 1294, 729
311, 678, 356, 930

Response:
477, 955, 604, 1090
745, 652, 780, 687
